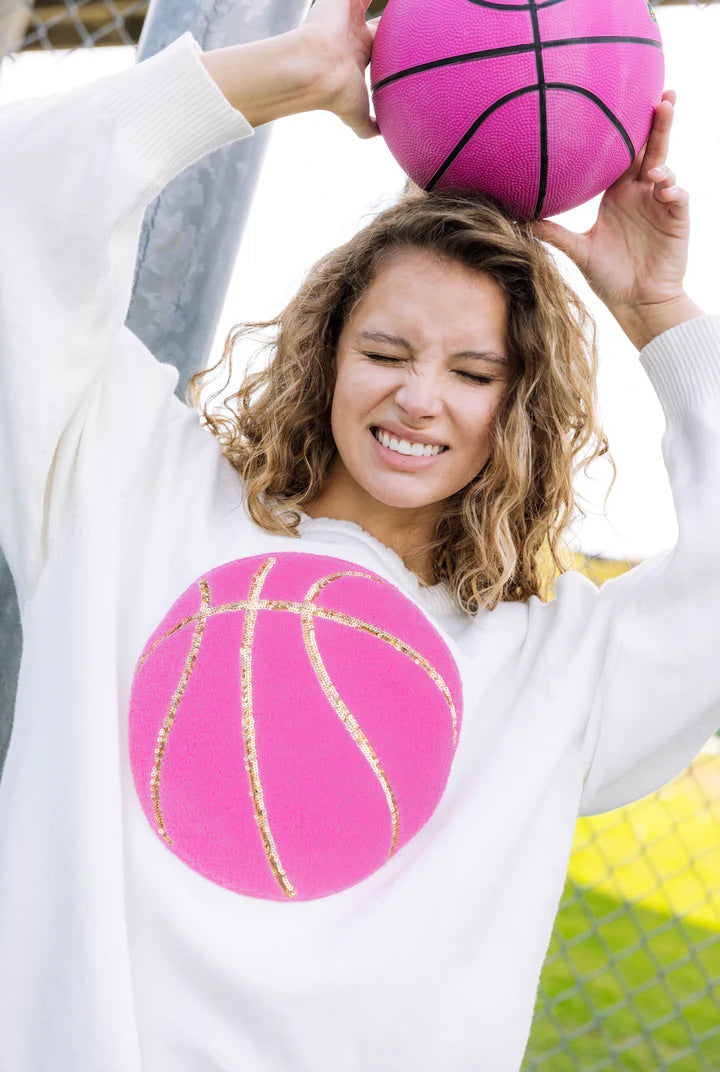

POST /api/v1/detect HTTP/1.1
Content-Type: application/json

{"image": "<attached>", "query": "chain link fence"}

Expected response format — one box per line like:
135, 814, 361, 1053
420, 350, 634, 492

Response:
0, 0, 147, 55
525, 743, 720, 1069
1, 2, 719, 1068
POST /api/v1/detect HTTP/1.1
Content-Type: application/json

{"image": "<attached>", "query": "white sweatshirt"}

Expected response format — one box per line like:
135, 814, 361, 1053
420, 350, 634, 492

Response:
0, 31, 718, 1072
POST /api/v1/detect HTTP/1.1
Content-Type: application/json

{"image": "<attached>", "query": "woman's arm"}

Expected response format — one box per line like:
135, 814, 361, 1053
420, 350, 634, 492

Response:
0, 34, 252, 609
0, 3, 378, 611
574, 311, 720, 815
531, 97, 719, 814
198, 0, 380, 138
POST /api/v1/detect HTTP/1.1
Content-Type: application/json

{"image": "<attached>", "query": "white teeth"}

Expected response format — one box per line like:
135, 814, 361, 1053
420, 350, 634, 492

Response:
373, 428, 445, 457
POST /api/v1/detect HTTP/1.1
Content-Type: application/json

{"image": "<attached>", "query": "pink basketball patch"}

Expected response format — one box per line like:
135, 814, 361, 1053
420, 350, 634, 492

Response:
129, 553, 463, 901
370, 0, 664, 219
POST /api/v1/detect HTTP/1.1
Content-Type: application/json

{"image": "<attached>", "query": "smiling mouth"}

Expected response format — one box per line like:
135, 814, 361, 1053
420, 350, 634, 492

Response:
371, 427, 449, 457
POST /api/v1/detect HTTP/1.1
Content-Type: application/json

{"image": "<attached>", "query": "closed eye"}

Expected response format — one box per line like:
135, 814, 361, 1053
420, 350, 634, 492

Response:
457, 372, 494, 385
363, 353, 494, 385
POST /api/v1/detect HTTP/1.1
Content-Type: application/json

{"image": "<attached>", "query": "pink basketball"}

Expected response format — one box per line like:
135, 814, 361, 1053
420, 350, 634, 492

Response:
129, 552, 463, 902
371, 0, 665, 219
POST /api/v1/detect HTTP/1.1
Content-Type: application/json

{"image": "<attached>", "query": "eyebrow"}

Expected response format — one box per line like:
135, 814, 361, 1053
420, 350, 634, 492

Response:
356, 330, 508, 367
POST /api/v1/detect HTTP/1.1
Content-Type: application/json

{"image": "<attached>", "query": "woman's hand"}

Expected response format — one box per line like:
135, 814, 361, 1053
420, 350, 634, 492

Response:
199, 1, 380, 140
530, 92, 703, 349
301, 0, 381, 140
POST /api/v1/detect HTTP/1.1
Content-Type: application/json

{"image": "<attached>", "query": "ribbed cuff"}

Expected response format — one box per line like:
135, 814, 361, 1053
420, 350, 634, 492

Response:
639, 313, 720, 427
95, 31, 254, 192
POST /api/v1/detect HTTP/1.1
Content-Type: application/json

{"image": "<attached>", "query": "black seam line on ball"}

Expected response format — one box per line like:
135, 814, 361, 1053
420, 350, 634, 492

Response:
545, 82, 636, 162
548, 36, 661, 50
425, 84, 539, 193
528, 0, 548, 219
464, 0, 567, 10
371, 37, 661, 94
424, 83, 635, 208
372, 42, 536, 92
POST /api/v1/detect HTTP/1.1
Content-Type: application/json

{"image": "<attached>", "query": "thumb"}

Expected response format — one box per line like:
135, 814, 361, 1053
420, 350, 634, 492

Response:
357, 115, 381, 139
529, 218, 589, 270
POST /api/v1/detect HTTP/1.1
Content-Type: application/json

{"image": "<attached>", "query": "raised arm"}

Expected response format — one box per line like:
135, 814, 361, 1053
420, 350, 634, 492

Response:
576, 312, 720, 814
199, 0, 380, 139
0, 34, 252, 608
0, 0, 379, 612
530, 91, 719, 814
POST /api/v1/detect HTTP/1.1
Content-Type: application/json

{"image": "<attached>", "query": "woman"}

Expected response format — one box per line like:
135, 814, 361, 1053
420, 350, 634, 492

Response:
0, 1, 717, 1070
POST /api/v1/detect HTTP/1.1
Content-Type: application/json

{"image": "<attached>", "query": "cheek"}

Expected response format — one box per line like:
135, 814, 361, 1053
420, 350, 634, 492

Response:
329, 372, 367, 455
329, 380, 354, 441
332, 365, 389, 424
455, 394, 502, 454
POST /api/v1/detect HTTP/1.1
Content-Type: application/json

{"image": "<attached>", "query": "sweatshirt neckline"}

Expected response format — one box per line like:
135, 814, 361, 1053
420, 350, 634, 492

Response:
295, 512, 462, 618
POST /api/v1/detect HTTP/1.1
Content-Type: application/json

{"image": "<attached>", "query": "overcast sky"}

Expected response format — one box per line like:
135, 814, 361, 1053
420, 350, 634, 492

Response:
1, 3, 718, 560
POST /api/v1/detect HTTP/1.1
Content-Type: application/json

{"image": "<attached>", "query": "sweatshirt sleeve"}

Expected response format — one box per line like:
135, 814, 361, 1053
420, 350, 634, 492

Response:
573, 313, 720, 816
0, 31, 253, 609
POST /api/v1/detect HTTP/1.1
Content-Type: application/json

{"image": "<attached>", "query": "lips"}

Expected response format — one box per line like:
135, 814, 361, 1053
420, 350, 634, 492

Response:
371, 426, 449, 457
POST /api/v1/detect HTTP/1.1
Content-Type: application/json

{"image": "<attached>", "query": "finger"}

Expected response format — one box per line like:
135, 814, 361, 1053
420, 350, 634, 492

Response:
630, 92, 675, 178
647, 164, 677, 190
655, 183, 690, 218
529, 218, 589, 269
363, 116, 381, 139
350, 113, 381, 139
636, 96, 675, 183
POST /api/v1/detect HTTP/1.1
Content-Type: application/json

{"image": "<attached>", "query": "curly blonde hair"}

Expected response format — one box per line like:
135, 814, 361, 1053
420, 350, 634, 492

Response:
187, 185, 613, 615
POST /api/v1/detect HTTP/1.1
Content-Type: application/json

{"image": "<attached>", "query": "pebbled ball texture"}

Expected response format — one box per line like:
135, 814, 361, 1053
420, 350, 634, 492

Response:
370, 0, 664, 219
129, 552, 463, 902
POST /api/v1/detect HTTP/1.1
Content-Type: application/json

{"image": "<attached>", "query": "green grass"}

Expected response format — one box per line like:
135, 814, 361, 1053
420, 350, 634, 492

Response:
521, 755, 720, 1071
568, 761, 720, 931
522, 881, 720, 1072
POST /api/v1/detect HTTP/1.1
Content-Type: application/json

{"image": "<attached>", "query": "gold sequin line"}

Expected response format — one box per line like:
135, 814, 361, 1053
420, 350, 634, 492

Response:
150, 578, 212, 844
140, 595, 457, 745
240, 558, 297, 900
311, 603, 459, 748
302, 572, 401, 859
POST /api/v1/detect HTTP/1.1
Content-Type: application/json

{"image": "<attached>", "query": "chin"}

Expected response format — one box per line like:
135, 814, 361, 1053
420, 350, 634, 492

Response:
358, 478, 447, 513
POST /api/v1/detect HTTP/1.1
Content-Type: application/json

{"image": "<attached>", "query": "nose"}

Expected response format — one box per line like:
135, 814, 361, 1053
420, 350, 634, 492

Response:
394, 371, 443, 422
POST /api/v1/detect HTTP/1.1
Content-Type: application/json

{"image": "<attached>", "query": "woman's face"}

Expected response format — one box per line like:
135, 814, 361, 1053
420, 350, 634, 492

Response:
328, 249, 511, 516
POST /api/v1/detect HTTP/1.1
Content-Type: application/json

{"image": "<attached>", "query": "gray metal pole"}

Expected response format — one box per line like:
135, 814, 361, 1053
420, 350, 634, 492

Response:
128, 0, 310, 394
0, 563, 21, 768
0, 0, 310, 775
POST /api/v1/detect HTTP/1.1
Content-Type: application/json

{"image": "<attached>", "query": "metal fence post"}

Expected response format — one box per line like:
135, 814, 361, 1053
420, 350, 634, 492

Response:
128, 0, 310, 395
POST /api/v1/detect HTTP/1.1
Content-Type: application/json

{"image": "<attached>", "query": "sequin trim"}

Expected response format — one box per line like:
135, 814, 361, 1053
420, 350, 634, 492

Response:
311, 604, 458, 748
302, 572, 400, 859
240, 559, 296, 900
150, 578, 211, 844
139, 589, 457, 744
